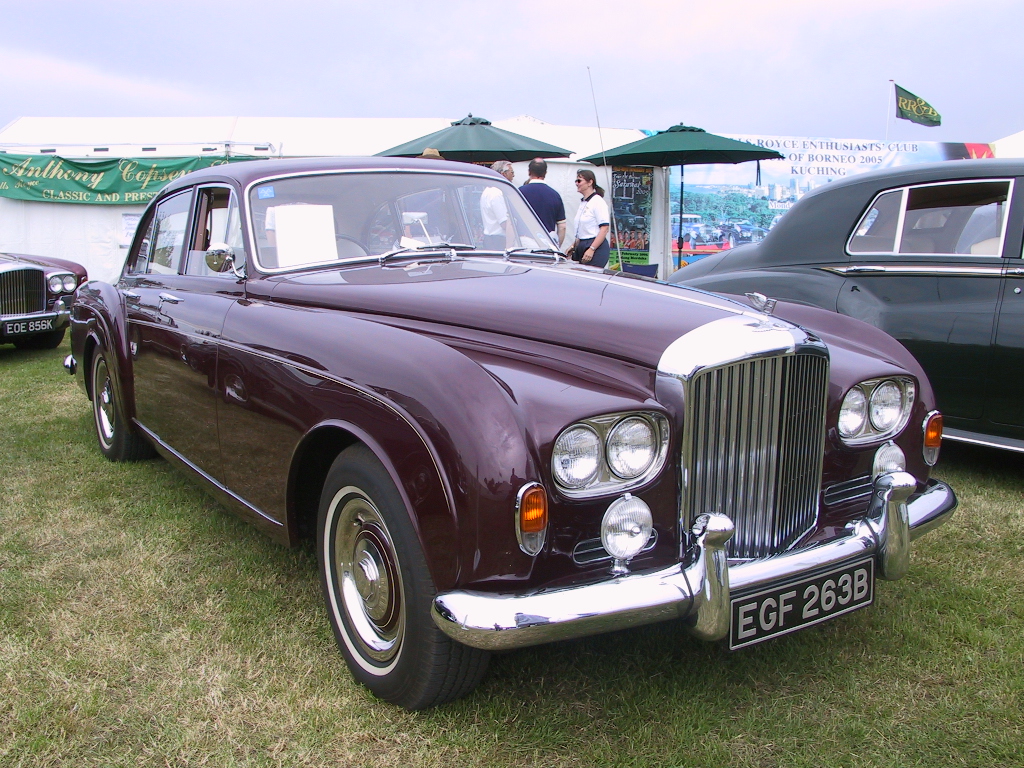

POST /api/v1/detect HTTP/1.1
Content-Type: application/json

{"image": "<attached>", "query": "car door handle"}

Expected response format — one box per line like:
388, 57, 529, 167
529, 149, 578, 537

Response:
846, 265, 886, 273
123, 289, 140, 302
159, 292, 183, 304
1007, 267, 1024, 276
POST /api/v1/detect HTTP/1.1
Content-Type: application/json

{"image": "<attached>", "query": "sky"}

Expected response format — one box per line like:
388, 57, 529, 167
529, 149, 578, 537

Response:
2, 0, 1021, 144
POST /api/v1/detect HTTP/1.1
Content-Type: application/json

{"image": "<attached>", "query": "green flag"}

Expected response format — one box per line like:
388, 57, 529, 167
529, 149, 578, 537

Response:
895, 85, 941, 127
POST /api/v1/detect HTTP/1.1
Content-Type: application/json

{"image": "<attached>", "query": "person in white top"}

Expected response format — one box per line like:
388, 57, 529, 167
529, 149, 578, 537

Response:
480, 160, 515, 250
567, 169, 611, 268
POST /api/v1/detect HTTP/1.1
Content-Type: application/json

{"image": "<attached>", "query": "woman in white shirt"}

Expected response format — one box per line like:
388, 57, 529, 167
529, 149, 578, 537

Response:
567, 169, 611, 268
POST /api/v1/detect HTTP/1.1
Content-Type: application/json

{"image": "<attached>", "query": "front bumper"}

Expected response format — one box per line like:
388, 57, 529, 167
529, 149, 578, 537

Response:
1, 302, 70, 340
432, 472, 957, 651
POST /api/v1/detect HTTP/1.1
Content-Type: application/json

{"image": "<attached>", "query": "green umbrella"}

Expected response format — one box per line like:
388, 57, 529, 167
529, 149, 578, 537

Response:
376, 114, 572, 163
581, 124, 784, 254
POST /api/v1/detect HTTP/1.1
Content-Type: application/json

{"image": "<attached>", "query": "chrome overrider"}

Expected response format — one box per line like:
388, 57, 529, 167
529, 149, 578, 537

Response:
431, 315, 957, 651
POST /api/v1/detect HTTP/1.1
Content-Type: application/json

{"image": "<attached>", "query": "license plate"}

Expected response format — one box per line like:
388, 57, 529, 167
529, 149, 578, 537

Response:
730, 559, 874, 650
3, 317, 54, 336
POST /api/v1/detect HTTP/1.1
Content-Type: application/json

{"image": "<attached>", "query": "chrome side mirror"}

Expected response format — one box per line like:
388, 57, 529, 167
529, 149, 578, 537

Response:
205, 243, 246, 278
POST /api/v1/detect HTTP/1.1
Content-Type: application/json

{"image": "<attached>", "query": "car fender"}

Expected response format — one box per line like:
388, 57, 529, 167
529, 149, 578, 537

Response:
222, 302, 544, 592
70, 281, 136, 417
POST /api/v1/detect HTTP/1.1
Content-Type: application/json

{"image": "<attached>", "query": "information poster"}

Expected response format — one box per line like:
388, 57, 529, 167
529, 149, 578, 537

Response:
669, 136, 995, 268
610, 166, 653, 267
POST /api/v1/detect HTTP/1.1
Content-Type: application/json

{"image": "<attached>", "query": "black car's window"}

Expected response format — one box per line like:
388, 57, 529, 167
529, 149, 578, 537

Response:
900, 181, 1009, 255
248, 172, 551, 271
133, 191, 191, 275
848, 180, 1012, 257
849, 190, 902, 253
185, 187, 244, 276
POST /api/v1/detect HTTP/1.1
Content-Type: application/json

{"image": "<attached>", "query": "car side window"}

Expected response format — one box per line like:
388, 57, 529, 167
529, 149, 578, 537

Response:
185, 187, 244, 276
900, 181, 1009, 256
138, 191, 192, 275
849, 190, 902, 253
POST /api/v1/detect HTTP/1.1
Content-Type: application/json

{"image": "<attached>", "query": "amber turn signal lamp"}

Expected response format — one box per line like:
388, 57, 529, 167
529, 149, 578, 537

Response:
923, 411, 942, 466
516, 483, 548, 556
519, 486, 548, 532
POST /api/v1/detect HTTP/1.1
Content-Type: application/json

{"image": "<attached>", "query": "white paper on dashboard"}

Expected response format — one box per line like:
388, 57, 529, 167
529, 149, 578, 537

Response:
272, 205, 338, 267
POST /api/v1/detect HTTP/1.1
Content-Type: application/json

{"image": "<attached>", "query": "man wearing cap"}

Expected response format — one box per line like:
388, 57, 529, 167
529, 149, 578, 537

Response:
518, 158, 565, 247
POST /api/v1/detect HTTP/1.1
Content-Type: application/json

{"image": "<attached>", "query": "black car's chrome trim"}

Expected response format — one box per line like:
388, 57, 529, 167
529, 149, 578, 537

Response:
127, 317, 458, 517
134, 420, 284, 529
943, 427, 1024, 454
846, 177, 1014, 257
821, 265, 1006, 278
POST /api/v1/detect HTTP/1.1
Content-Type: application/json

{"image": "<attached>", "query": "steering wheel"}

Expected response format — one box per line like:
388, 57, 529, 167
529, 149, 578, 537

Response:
336, 234, 370, 256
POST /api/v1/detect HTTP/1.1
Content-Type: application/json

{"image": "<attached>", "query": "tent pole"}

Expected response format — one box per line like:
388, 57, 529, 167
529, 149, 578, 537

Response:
677, 166, 685, 257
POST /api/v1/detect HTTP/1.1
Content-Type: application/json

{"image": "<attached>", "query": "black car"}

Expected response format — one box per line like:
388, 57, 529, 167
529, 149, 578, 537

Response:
670, 158, 1024, 453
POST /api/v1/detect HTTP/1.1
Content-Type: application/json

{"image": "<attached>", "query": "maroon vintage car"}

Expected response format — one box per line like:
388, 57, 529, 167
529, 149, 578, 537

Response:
66, 157, 956, 710
1, 251, 86, 349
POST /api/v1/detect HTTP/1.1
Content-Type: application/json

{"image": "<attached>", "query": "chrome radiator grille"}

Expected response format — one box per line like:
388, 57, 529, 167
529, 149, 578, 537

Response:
0, 268, 45, 316
682, 353, 829, 559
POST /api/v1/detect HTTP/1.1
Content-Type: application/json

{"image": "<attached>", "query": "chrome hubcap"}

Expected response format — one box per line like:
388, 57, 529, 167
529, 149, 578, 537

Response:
94, 358, 115, 447
333, 492, 403, 664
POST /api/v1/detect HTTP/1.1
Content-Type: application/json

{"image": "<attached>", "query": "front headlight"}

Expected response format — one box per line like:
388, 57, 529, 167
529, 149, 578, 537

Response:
47, 275, 64, 293
606, 417, 656, 479
838, 386, 867, 438
552, 426, 601, 489
62, 274, 78, 292
839, 377, 916, 445
551, 412, 669, 497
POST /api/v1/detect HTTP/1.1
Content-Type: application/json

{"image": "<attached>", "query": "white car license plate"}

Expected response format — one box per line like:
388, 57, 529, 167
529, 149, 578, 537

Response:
730, 559, 874, 650
4, 317, 54, 336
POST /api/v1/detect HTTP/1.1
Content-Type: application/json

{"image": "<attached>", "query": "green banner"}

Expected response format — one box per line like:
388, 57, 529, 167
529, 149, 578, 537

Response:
0, 154, 256, 205
895, 85, 941, 127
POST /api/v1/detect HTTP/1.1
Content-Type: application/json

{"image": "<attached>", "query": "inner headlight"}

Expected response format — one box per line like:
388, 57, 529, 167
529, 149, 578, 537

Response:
606, 417, 656, 479
552, 426, 601, 489
62, 274, 78, 292
839, 386, 867, 438
47, 275, 64, 293
869, 380, 902, 431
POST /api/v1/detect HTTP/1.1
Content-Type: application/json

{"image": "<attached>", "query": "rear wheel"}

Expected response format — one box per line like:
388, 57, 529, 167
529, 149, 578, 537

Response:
13, 327, 66, 350
90, 347, 154, 461
317, 444, 489, 709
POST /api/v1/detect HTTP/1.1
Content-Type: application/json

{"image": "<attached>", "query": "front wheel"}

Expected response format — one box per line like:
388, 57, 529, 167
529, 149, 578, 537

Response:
318, 445, 489, 709
90, 346, 154, 461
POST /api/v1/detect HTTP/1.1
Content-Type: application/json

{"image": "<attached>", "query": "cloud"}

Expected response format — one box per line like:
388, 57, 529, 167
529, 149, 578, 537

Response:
0, 46, 222, 117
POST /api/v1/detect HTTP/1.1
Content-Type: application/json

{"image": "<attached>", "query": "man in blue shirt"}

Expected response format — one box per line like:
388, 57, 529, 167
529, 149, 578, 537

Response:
519, 158, 566, 247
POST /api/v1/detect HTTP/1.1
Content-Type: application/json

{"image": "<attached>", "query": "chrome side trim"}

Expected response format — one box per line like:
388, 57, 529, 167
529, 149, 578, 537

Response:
821, 265, 1005, 278
134, 421, 285, 529
431, 475, 957, 651
943, 427, 1024, 454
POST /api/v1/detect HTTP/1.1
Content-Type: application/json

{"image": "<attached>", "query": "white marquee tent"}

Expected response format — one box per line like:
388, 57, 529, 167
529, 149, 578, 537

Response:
0, 116, 669, 282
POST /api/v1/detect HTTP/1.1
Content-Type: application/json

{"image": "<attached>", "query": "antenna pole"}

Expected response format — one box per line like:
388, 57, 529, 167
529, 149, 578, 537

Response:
885, 79, 894, 143
587, 67, 622, 268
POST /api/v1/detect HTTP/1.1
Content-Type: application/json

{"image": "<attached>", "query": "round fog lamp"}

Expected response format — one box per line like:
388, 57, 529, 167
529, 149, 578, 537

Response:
869, 380, 903, 431
62, 274, 78, 292
872, 442, 906, 481
839, 386, 867, 438
606, 417, 656, 479
601, 494, 653, 562
552, 425, 601, 489
47, 275, 63, 293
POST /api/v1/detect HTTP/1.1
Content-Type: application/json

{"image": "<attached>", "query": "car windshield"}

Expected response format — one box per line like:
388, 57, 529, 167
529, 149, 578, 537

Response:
248, 171, 556, 270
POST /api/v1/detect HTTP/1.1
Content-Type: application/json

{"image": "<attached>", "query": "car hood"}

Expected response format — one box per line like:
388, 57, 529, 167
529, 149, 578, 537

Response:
265, 258, 758, 369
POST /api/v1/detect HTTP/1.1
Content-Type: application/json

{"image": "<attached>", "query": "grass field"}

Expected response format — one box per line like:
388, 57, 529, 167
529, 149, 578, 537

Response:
2, 341, 1022, 767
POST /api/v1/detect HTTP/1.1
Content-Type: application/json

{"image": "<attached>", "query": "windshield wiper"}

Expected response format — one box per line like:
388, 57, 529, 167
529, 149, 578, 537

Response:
379, 243, 475, 265
503, 247, 565, 262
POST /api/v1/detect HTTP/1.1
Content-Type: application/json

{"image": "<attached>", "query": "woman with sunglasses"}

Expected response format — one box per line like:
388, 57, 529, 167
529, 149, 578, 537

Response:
567, 169, 610, 267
